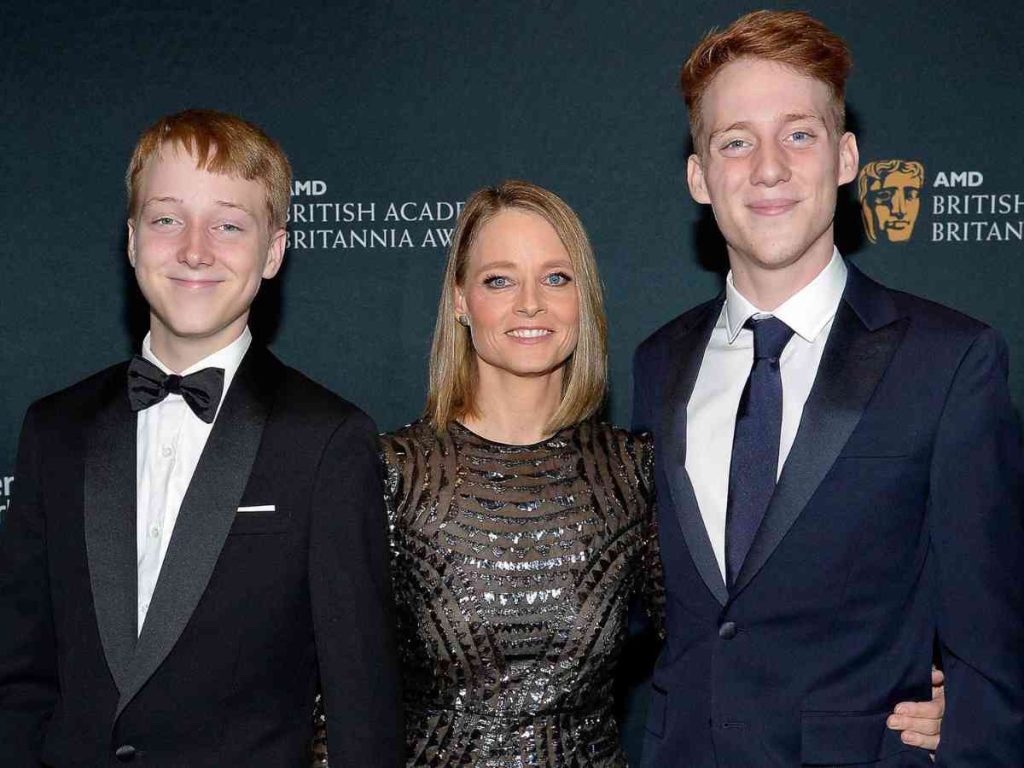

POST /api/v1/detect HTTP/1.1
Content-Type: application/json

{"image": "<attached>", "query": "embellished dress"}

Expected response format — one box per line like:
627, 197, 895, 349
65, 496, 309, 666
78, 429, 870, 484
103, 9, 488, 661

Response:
315, 419, 663, 767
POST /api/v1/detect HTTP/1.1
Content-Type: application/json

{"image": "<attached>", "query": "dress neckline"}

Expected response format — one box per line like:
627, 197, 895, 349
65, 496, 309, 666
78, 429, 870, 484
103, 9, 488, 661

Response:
450, 420, 572, 450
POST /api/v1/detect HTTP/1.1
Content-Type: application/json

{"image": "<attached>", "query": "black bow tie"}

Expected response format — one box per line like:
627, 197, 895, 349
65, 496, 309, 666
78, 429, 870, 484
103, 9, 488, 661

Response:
127, 355, 225, 424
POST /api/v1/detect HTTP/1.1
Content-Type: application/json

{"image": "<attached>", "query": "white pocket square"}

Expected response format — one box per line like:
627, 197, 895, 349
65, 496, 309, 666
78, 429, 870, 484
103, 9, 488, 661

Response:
237, 504, 276, 512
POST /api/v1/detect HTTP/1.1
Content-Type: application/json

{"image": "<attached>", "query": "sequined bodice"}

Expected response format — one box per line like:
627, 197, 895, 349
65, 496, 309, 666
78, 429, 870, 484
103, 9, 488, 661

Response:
381, 420, 662, 767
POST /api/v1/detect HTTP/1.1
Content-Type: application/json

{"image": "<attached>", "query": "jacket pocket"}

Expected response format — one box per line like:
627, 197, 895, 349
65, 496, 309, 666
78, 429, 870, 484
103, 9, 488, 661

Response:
801, 709, 917, 765
228, 507, 290, 535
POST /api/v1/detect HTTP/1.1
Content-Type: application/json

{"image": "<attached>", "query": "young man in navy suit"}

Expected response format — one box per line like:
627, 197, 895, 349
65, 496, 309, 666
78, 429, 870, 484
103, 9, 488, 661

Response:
634, 11, 1024, 766
0, 110, 403, 767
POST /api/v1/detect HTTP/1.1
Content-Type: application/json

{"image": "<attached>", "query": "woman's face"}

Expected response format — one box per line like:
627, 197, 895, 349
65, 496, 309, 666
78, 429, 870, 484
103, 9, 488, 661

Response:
455, 208, 580, 383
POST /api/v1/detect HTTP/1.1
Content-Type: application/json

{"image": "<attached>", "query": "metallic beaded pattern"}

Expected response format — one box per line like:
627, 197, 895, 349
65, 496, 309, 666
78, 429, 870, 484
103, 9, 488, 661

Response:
316, 420, 663, 767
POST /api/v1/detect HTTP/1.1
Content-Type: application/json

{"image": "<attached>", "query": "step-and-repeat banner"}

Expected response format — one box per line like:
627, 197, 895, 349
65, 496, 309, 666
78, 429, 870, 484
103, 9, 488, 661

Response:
2, 0, 1022, 758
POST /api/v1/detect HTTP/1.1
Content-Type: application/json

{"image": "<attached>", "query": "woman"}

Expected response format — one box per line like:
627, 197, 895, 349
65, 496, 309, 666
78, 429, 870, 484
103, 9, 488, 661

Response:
316, 181, 943, 766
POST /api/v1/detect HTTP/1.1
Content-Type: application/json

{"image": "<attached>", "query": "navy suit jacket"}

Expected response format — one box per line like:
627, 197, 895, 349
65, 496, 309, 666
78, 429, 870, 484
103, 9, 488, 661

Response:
633, 263, 1024, 766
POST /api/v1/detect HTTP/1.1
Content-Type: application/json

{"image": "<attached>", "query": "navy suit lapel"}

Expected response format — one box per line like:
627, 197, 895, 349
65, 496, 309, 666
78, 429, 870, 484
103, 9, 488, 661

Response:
84, 365, 138, 694
115, 347, 279, 719
731, 265, 907, 597
660, 298, 729, 606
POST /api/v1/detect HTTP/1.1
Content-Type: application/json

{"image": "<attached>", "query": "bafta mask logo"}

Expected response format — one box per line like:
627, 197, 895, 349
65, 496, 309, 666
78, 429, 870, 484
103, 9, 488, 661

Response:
857, 160, 925, 243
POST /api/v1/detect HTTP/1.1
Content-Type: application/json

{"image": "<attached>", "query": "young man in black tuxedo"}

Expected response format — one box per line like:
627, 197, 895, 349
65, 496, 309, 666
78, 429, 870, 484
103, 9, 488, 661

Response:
0, 109, 403, 767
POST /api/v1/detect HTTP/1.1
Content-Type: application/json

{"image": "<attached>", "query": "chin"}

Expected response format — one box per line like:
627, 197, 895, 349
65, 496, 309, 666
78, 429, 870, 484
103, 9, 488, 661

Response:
504, 363, 563, 378
749, 232, 831, 268
155, 311, 232, 339
744, 247, 804, 271
484, 354, 569, 379
169, 326, 228, 341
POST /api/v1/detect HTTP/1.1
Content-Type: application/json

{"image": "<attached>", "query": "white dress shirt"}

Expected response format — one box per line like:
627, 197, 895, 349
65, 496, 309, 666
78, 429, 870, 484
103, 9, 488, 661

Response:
686, 249, 847, 579
136, 328, 251, 634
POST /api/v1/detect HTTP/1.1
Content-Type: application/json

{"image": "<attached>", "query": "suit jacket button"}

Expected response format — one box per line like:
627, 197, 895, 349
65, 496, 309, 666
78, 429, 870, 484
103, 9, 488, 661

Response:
115, 745, 136, 762
718, 621, 737, 639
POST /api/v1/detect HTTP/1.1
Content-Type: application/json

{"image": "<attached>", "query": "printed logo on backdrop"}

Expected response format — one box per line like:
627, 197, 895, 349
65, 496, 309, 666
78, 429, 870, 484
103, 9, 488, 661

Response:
286, 180, 464, 251
858, 160, 1024, 244
0, 475, 13, 525
858, 160, 925, 243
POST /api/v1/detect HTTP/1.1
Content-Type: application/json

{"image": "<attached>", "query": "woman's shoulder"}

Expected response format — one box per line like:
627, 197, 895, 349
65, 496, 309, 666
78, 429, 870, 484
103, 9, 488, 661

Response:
381, 418, 432, 444
578, 420, 653, 454
380, 418, 461, 466
578, 421, 655, 494
376, 420, 439, 504
379, 418, 436, 458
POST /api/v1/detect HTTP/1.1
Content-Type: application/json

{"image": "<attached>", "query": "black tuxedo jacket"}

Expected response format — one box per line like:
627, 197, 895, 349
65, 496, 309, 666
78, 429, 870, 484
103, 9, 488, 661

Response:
633, 264, 1024, 766
0, 346, 403, 767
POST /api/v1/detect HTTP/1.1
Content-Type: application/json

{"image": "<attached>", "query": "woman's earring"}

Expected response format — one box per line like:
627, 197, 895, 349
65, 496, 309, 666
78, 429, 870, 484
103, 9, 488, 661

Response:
458, 314, 470, 327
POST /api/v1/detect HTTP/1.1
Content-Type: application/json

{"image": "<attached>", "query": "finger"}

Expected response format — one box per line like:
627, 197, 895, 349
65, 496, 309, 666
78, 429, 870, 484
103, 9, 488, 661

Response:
893, 701, 943, 719
931, 667, 945, 687
931, 687, 945, 716
899, 728, 940, 751
888, 714, 940, 736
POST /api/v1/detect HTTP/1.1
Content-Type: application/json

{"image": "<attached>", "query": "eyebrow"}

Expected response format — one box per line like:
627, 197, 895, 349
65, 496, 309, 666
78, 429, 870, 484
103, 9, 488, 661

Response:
215, 200, 255, 217
475, 260, 517, 272
141, 196, 183, 208
541, 259, 574, 270
780, 112, 825, 125
474, 259, 574, 272
140, 197, 255, 217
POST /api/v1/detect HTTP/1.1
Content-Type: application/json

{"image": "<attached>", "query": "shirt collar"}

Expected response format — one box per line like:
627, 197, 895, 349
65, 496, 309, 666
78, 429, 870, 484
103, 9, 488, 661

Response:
724, 248, 847, 344
141, 327, 252, 412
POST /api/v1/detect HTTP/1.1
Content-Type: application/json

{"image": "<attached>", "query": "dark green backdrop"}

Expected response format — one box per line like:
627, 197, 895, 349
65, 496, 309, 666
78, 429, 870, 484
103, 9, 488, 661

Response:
2, 0, 1022, 760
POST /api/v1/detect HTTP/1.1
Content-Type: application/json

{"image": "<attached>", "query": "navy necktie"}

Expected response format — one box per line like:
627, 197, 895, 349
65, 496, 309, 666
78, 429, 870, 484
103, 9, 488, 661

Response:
725, 316, 795, 588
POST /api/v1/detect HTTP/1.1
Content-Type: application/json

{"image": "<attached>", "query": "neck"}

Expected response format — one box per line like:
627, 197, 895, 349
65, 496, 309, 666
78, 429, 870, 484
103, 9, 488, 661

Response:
148, 316, 247, 373
729, 236, 834, 312
460, 363, 565, 445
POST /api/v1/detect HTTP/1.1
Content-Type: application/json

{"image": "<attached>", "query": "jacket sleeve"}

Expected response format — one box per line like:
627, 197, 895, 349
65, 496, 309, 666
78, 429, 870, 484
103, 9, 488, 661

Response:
929, 328, 1024, 765
632, 343, 656, 434
308, 410, 404, 767
0, 404, 59, 766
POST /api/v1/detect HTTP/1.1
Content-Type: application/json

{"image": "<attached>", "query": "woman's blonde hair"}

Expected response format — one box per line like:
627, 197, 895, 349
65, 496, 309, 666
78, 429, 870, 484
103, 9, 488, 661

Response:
425, 180, 607, 433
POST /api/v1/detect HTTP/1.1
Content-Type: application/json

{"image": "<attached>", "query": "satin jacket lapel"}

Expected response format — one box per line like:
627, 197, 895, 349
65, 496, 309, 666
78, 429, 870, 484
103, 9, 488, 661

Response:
84, 365, 137, 694
115, 347, 280, 718
731, 267, 906, 597
660, 299, 728, 605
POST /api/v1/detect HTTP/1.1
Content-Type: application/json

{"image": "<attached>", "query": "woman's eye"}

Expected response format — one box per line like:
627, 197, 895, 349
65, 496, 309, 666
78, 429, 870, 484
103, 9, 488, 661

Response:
543, 272, 572, 286
218, 223, 243, 232
483, 275, 510, 288
153, 216, 176, 226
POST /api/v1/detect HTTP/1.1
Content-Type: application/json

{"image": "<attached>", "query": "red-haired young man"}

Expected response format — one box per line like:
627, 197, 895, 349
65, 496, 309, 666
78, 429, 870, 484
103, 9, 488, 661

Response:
634, 11, 1024, 766
0, 110, 403, 767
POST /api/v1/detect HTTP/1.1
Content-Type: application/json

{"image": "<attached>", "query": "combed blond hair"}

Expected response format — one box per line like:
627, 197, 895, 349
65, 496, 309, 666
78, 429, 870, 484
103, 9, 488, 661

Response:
126, 108, 292, 229
425, 180, 607, 434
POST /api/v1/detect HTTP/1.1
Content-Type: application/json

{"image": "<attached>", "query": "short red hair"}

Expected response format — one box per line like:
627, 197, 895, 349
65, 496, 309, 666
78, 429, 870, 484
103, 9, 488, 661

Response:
126, 109, 292, 229
681, 10, 852, 149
